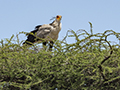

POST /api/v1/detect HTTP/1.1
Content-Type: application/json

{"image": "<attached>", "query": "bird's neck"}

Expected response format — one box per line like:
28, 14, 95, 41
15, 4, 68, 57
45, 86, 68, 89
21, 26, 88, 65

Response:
50, 20, 60, 28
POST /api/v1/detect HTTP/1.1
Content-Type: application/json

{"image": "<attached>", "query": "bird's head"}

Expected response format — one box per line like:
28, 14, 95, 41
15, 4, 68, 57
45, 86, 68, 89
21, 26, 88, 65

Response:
56, 15, 62, 21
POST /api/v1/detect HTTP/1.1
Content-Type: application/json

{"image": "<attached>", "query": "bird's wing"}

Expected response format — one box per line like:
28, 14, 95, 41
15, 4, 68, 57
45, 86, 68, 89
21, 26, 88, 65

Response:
26, 25, 41, 36
23, 25, 42, 45
35, 25, 42, 30
36, 25, 52, 39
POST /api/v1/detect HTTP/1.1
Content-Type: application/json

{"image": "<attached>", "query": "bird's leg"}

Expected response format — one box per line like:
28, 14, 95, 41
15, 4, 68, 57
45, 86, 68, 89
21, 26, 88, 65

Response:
49, 41, 54, 51
42, 42, 47, 50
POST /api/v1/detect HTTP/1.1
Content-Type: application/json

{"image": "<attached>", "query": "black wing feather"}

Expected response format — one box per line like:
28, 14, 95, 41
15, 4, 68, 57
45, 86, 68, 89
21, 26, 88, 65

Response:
23, 25, 42, 45
35, 25, 42, 29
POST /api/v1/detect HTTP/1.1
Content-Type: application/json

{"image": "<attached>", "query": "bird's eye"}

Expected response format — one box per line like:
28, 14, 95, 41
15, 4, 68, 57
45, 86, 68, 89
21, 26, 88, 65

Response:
57, 16, 59, 18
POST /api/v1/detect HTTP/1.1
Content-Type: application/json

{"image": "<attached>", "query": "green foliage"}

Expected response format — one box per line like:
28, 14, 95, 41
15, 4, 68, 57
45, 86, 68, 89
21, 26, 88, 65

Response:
0, 23, 120, 90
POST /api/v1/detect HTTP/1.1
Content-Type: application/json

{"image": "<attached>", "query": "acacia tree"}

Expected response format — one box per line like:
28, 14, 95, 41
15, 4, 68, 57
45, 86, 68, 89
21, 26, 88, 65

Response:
0, 23, 120, 90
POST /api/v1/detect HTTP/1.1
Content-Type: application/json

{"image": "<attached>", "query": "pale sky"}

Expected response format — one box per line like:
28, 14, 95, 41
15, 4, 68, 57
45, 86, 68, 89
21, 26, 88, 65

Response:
0, 0, 120, 44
